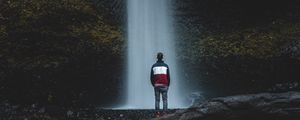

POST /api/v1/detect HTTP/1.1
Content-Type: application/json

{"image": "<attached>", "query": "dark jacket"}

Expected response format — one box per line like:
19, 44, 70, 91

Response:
150, 60, 170, 87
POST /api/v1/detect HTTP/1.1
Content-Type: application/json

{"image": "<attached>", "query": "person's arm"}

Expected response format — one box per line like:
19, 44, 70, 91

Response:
150, 66, 154, 86
167, 66, 170, 86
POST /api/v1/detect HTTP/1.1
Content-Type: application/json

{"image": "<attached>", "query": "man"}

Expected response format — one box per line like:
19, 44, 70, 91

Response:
150, 52, 170, 116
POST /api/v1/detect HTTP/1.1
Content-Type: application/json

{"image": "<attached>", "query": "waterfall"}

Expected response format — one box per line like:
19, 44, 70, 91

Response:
125, 0, 187, 109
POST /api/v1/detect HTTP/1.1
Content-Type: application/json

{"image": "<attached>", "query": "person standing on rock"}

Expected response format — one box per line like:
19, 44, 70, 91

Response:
150, 52, 170, 116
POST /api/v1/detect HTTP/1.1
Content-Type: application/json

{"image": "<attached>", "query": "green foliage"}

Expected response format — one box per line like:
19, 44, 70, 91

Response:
1, 0, 123, 68
0, 0, 123, 105
174, 0, 300, 97
191, 22, 300, 60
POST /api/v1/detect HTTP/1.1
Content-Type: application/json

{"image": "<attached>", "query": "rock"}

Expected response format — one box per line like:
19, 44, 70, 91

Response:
281, 40, 300, 59
268, 82, 300, 92
189, 92, 205, 107
153, 91, 300, 120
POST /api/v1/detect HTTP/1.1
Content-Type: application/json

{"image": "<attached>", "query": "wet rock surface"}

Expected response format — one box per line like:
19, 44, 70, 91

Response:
0, 102, 178, 120
1, 92, 299, 120
154, 91, 300, 120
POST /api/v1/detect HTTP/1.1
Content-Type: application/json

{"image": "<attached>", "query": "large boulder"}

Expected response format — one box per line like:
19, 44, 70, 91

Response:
153, 92, 300, 120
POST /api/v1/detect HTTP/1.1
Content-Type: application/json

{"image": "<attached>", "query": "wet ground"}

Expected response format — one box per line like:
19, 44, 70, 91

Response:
0, 102, 179, 120
91, 109, 178, 120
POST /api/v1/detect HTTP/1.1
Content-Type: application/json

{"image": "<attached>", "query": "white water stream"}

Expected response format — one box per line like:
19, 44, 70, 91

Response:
125, 0, 188, 109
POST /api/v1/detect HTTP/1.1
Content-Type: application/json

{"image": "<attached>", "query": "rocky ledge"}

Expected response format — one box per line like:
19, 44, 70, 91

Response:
154, 91, 300, 120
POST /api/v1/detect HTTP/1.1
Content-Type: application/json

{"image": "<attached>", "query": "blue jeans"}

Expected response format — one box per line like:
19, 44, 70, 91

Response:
154, 86, 168, 111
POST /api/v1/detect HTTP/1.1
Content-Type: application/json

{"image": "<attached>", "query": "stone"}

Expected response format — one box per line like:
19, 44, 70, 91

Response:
153, 92, 300, 120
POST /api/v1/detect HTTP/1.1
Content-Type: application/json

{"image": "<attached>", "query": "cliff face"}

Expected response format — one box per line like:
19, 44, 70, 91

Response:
173, 0, 300, 59
170, 0, 300, 97
154, 92, 300, 120
0, 0, 124, 106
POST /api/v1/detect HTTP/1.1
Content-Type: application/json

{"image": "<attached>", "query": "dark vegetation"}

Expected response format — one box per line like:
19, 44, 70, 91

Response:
175, 0, 300, 97
0, 0, 124, 107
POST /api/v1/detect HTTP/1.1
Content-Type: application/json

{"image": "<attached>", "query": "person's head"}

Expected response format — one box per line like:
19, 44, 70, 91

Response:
157, 52, 163, 61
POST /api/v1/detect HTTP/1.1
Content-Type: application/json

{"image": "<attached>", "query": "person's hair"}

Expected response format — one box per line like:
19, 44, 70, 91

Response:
157, 52, 163, 60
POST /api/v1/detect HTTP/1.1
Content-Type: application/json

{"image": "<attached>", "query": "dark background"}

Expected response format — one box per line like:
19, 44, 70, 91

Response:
0, 0, 300, 107
174, 0, 300, 97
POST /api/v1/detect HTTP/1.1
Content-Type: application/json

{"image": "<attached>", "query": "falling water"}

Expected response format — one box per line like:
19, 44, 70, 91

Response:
125, 0, 187, 109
